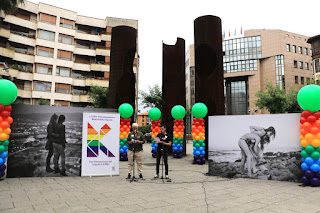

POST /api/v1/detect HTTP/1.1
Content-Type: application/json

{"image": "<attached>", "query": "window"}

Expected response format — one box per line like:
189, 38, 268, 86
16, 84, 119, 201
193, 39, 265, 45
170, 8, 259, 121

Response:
301, 77, 305, 85
310, 49, 313, 56
315, 59, 320, 73
292, 36, 295, 39
38, 30, 55, 41
304, 48, 308, 55
36, 64, 52, 75
60, 18, 74, 29
298, 46, 302, 54
37, 46, 53, 58
294, 60, 297, 68
55, 83, 70, 94
56, 67, 71, 77
300, 61, 303, 69
76, 40, 91, 49
292, 45, 296, 53
34, 81, 51, 92
39, 13, 56, 25
305, 62, 309, 70
286, 44, 290, 52
275, 55, 285, 89
295, 76, 299, 84
313, 41, 319, 55
34, 98, 50, 105
57, 50, 72, 61
58, 34, 73, 45
75, 55, 90, 64
54, 100, 69, 107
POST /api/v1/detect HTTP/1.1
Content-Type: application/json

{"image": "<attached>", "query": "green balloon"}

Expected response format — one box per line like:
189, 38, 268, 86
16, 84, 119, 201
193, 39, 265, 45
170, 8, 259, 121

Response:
297, 85, 320, 112
2, 140, 9, 146
148, 108, 161, 121
192, 103, 208, 118
120, 142, 124, 146
123, 138, 127, 142
171, 105, 186, 120
118, 103, 134, 118
0, 145, 4, 153
0, 79, 18, 106
200, 143, 205, 147
306, 145, 315, 154
316, 147, 320, 152
301, 150, 309, 158
4, 146, 8, 151
311, 151, 320, 160
195, 143, 200, 148
301, 146, 305, 150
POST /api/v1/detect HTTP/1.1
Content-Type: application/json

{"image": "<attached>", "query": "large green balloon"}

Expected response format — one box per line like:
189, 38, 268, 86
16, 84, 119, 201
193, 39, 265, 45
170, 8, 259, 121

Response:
0, 79, 18, 106
297, 85, 320, 112
192, 103, 208, 118
118, 103, 133, 118
171, 105, 186, 120
148, 108, 161, 121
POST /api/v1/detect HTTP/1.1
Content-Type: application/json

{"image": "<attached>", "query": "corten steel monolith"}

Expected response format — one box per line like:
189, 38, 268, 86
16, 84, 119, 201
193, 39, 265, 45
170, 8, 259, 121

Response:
162, 38, 186, 156
108, 26, 137, 116
194, 16, 225, 159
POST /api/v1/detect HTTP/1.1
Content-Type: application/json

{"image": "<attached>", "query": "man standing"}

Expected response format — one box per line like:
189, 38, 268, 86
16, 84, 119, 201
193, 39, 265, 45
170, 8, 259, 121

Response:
52, 115, 67, 176
155, 124, 172, 179
126, 123, 145, 179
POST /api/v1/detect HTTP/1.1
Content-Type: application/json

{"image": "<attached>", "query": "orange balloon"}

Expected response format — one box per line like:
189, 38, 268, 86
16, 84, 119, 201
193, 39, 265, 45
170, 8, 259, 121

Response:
310, 127, 320, 135
301, 139, 309, 147
195, 136, 200, 141
201, 136, 205, 140
300, 135, 305, 141
0, 117, 2, 123
302, 122, 312, 131
195, 129, 200, 134
0, 121, 9, 129
317, 133, 320, 140
312, 139, 320, 148
314, 120, 320, 129
0, 133, 9, 141
120, 134, 124, 140
305, 133, 315, 143
301, 129, 308, 136
3, 128, 11, 135
199, 132, 204, 138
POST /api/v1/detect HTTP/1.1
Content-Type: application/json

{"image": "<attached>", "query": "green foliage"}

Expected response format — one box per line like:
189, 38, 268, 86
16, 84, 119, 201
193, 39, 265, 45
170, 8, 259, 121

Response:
39, 98, 49, 105
88, 86, 108, 108
255, 81, 302, 114
139, 84, 162, 110
138, 124, 151, 134
0, 0, 24, 15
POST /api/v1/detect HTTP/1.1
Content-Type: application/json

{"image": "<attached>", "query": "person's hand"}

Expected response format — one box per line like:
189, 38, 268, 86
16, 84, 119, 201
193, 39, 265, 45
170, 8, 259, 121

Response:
128, 141, 133, 144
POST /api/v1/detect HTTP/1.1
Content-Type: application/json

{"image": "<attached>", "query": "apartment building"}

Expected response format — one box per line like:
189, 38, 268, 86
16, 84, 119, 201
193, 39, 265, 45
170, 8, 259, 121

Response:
307, 34, 320, 82
137, 112, 150, 126
185, 29, 313, 115
0, 1, 138, 107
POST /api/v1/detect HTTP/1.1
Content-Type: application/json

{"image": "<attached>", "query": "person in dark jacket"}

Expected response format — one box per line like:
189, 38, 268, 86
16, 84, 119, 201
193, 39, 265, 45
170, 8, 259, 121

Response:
45, 113, 58, 172
52, 115, 67, 176
155, 124, 172, 179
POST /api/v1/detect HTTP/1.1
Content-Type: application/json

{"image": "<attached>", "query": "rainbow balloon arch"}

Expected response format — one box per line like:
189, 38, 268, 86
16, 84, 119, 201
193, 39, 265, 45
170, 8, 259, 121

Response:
298, 85, 320, 187
118, 103, 134, 161
148, 108, 161, 158
0, 79, 18, 179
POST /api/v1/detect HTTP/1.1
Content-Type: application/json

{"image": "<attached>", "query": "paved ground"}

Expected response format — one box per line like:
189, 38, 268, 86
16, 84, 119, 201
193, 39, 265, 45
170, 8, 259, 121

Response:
1, 142, 320, 213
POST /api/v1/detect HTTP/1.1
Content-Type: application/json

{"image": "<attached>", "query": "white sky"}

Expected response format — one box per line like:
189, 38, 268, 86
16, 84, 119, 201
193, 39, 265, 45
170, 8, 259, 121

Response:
28, 0, 320, 111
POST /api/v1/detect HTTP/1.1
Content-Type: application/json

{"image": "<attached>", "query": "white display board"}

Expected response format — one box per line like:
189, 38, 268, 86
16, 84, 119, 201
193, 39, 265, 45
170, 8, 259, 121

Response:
81, 112, 120, 176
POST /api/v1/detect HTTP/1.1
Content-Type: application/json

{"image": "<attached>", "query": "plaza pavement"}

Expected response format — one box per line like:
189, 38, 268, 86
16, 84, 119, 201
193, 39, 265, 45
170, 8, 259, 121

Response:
1, 142, 320, 213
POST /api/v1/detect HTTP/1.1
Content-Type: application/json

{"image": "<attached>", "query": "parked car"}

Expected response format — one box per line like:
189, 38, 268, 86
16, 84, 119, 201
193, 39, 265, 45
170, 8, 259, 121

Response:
144, 132, 152, 143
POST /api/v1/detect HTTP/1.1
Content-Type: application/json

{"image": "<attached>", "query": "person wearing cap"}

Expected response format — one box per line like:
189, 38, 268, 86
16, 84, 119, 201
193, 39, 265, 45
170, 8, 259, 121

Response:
155, 124, 172, 179
126, 123, 145, 179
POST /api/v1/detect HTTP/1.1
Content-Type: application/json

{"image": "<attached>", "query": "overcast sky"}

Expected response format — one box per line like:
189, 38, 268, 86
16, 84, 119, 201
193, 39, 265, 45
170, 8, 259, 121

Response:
28, 0, 320, 111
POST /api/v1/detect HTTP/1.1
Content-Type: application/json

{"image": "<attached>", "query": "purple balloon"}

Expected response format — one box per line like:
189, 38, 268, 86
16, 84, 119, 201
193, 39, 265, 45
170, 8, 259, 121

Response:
305, 170, 314, 179
196, 159, 201, 164
301, 176, 310, 185
0, 164, 5, 171
173, 154, 177, 158
310, 177, 320, 187
200, 155, 204, 159
317, 171, 320, 179
0, 171, 4, 177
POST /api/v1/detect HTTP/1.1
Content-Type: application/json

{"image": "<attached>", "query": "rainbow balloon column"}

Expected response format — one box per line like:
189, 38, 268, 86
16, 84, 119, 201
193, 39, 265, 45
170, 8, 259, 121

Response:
148, 108, 161, 158
298, 85, 320, 187
171, 105, 186, 158
191, 103, 208, 165
118, 103, 134, 161
0, 79, 18, 179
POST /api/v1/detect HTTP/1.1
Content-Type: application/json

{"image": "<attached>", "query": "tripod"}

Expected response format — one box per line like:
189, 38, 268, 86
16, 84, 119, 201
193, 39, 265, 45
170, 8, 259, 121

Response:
130, 140, 138, 182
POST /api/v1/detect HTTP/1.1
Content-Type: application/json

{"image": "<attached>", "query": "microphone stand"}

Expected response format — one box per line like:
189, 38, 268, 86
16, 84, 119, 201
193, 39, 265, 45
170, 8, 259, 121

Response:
130, 139, 138, 183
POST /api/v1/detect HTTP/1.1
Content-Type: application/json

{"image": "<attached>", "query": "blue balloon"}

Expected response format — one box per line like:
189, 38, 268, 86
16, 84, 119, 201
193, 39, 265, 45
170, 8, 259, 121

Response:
152, 147, 155, 151
123, 145, 128, 149
155, 144, 158, 148
302, 157, 305, 162
120, 149, 124, 153
201, 151, 205, 155
311, 163, 320, 172
174, 147, 178, 151
305, 157, 315, 166
0, 158, 3, 165
193, 147, 197, 151
0, 151, 8, 159
195, 151, 200, 156
193, 151, 196, 155
316, 158, 320, 165
179, 147, 182, 151
199, 147, 204, 152
301, 162, 309, 171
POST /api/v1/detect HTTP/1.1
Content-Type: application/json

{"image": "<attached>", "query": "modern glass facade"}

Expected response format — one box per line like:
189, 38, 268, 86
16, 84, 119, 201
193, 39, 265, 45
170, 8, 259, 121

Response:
223, 60, 258, 73
275, 55, 285, 89
226, 80, 247, 115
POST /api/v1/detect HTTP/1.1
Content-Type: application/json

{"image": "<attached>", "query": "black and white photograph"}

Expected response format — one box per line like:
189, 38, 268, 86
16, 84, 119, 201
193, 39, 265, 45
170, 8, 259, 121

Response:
7, 104, 115, 178
208, 114, 302, 182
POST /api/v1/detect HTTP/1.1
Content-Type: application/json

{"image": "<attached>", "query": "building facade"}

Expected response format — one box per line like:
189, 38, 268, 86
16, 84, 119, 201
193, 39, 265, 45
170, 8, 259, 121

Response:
137, 112, 150, 126
307, 35, 320, 82
0, 1, 138, 107
186, 29, 313, 115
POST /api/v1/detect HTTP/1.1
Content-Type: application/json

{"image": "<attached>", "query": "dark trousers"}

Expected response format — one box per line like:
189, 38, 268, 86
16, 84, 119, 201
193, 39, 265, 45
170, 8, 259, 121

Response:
46, 147, 54, 167
156, 149, 168, 175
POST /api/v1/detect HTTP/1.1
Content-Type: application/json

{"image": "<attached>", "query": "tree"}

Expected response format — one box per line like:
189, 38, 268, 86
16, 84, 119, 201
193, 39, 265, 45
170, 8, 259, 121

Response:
38, 98, 49, 105
88, 86, 108, 108
139, 84, 162, 110
138, 124, 151, 134
285, 89, 301, 113
0, 0, 24, 15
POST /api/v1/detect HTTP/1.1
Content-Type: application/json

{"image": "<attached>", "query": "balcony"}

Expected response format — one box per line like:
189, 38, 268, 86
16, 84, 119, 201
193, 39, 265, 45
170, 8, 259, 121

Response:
74, 47, 96, 56
17, 89, 32, 98
72, 78, 86, 87
33, 73, 53, 82
4, 15, 37, 30
75, 32, 101, 42
35, 55, 54, 65
101, 34, 111, 41
9, 68, 33, 81
0, 46, 14, 58
56, 42, 75, 52
85, 78, 108, 87
36, 39, 55, 49
32, 91, 52, 99
9, 32, 36, 47
58, 27, 75, 37
56, 59, 74, 69
13, 51, 34, 63
37, 22, 58, 33
73, 62, 90, 71
96, 48, 110, 56
90, 63, 109, 72
80, 94, 89, 102
0, 28, 10, 38
54, 93, 72, 101
55, 76, 73, 84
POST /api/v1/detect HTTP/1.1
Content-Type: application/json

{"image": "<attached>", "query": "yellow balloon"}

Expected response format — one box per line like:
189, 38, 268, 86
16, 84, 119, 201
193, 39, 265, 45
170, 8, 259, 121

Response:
0, 133, 9, 141
120, 134, 124, 140
312, 139, 320, 148
4, 128, 11, 135
201, 136, 205, 140
305, 133, 315, 143
300, 135, 305, 141
301, 139, 310, 147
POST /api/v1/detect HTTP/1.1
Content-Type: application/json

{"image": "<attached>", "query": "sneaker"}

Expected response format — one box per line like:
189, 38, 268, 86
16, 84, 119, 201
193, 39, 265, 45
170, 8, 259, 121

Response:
154, 174, 159, 179
60, 170, 68, 176
165, 175, 169, 179
54, 168, 60, 174
126, 173, 131, 179
139, 174, 143, 179
46, 166, 54, 172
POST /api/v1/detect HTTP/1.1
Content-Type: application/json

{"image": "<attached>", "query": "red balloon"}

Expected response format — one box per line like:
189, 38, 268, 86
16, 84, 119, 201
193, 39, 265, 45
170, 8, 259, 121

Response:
194, 121, 200, 126
0, 105, 4, 112
302, 110, 312, 118
126, 122, 130, 126
4, 105, 12, 112
307, 115, 317, 123
128, 118, 131, 122
301, 129, 308, 136
313, 112, 320, 119
0, 111, 10, 118
120, 121, 124, 125
0, 121, 9, 129
302, 122, 312, 131
300, 117, 307, 124
310, 127, 320, 135
314, 120, 320, 129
